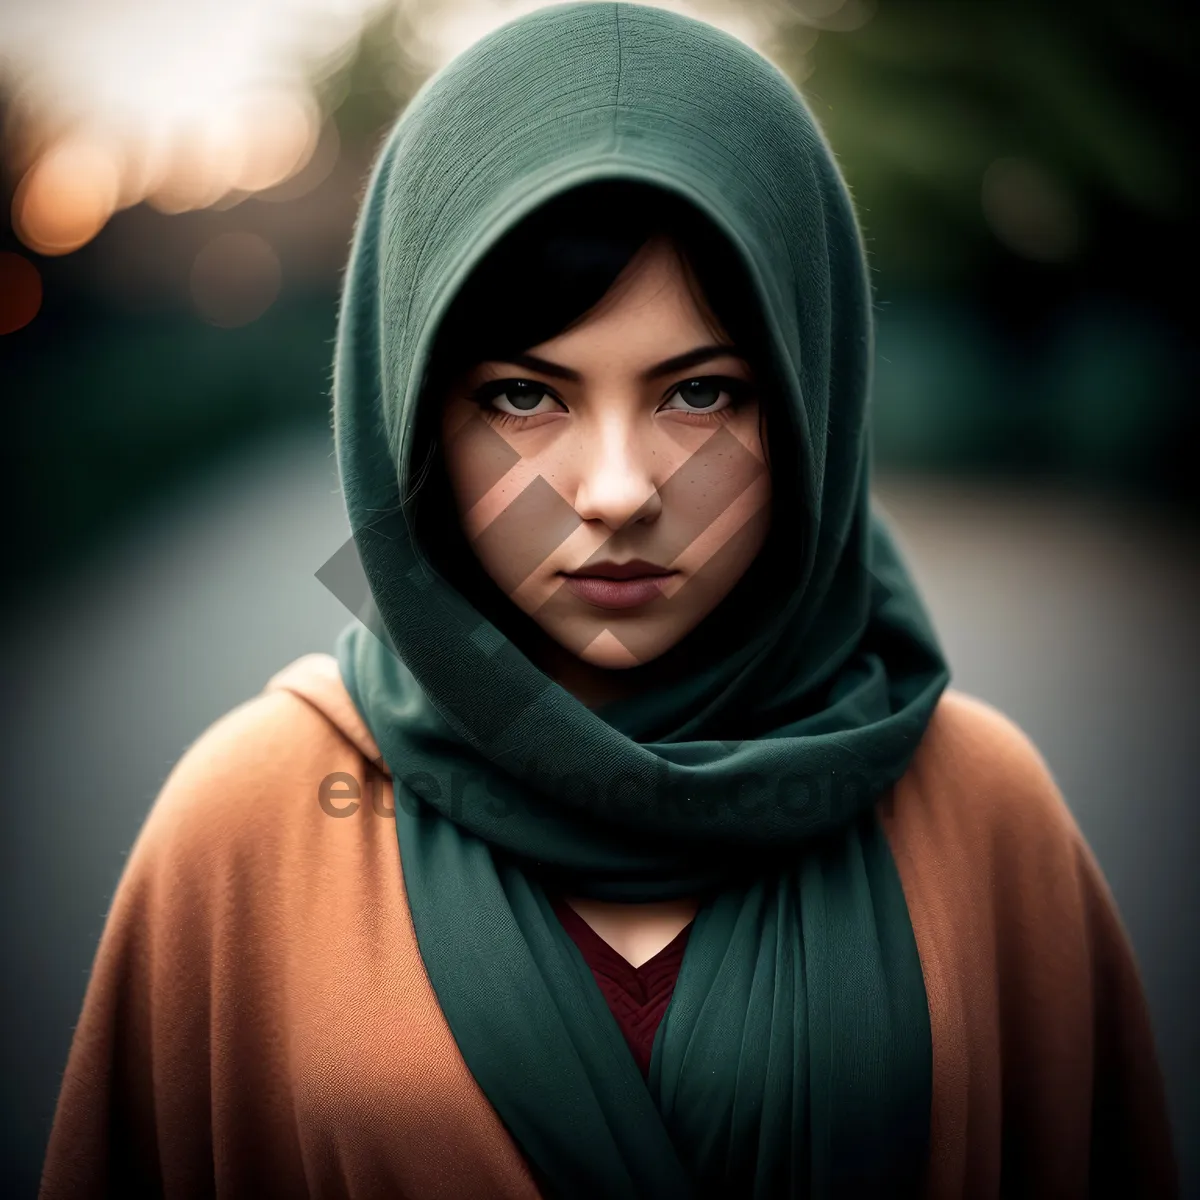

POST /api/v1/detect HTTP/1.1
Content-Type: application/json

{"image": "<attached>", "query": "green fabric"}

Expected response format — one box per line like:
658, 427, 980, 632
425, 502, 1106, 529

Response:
333, 3, 949, 1196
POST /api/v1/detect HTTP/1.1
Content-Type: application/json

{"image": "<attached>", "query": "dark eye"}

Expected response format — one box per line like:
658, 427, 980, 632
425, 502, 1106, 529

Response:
475, 379, 560, 417
662, 377, 745, 414
502, 382, 549, 411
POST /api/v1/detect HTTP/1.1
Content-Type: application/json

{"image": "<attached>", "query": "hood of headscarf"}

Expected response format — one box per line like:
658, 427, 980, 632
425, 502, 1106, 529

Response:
332, 5, 945, 1196
334, 0, 949, 882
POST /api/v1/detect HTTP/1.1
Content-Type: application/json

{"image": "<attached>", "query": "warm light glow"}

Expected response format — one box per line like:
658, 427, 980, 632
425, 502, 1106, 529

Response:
793, 0, 846, 17
13, 140, 122, 256
0, 0, 806, 253
0, 0, 390, 241
392, 0, 785, 74
789, 0, 875, 32
145, 122, 250, 215
257, 119, 341, 203
234, 92, 320, 193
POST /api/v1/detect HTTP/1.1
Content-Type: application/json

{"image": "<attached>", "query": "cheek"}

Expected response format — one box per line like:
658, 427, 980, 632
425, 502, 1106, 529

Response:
666, 419, 769, 538
657, 414, 770, 600
440, 405, 582, 597
441, 404, 523, 516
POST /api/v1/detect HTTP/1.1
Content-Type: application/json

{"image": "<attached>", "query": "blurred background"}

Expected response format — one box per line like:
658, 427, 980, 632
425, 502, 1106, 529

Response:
2, 0, 1196, 1194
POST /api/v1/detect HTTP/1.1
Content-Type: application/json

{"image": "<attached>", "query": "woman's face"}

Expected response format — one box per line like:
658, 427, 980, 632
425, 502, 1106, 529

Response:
439, 235, 771, 671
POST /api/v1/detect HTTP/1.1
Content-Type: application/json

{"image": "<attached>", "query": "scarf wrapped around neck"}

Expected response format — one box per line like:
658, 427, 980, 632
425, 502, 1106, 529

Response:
333, 3, 950, 1195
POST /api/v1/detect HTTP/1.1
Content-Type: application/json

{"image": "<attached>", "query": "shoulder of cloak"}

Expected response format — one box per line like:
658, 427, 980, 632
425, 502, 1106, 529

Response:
265, 650, 385, 766
879, 689, 1179, 1200
38, 653, 542, 1200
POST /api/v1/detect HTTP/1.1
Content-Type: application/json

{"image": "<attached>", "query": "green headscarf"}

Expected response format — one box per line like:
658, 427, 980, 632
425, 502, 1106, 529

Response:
333, 3, 949, 1195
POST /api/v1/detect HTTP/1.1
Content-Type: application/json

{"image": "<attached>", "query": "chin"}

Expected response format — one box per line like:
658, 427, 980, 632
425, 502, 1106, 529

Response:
539, 615, 697, 671
575, 639, 657, 670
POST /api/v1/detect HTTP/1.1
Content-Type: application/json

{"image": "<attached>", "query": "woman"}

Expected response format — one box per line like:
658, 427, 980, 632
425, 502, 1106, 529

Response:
41, 4, 1176, 1198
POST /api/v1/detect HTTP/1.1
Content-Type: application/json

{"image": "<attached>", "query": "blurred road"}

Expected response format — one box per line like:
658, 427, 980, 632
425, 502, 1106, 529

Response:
4, 424, 1196, 1195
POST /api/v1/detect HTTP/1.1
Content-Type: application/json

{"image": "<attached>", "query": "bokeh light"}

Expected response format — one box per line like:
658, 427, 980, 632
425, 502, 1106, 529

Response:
981, 156, 1082, 264
0, 252, 44, 334
190, 232, 283, 327
0, 0, 392, 248
12, 140, 122, 256
256, 118, 342, 203
0, 2, 811, 255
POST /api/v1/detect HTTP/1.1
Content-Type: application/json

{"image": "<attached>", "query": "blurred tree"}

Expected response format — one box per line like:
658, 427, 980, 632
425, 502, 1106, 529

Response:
774, 0, 1191, 298
765, 0, 1196, 497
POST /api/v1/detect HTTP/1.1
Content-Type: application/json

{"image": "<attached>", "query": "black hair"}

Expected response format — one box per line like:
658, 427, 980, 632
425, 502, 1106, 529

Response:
407, 178, 797, 674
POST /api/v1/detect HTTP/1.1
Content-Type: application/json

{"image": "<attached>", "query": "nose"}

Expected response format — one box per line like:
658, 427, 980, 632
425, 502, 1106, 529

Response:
570, 413, 663, 530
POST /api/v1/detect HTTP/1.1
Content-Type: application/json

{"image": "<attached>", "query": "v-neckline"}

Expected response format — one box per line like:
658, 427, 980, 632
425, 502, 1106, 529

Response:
551, 892, 694, 978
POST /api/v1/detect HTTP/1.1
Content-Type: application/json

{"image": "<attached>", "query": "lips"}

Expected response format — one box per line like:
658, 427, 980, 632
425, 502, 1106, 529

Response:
565, 559, 674, 580
560, 560, 678, 609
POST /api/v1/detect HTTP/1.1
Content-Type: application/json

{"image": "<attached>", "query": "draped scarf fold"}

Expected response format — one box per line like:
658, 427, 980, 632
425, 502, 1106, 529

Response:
332, 4, 949, 1195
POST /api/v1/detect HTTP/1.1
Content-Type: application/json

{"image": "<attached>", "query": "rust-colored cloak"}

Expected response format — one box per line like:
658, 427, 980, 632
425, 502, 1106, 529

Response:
40, 654, 1177, 1198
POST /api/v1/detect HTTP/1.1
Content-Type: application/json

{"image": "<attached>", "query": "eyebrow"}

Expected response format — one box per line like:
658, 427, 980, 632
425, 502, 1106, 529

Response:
494, 343, 747, 384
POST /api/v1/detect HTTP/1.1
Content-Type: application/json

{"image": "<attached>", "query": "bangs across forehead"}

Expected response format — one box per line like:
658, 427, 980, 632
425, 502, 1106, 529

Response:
420, 179, 778, 402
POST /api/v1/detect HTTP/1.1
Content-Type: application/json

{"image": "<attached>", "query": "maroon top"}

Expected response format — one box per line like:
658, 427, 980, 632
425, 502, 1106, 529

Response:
550, 893, 692, 1078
